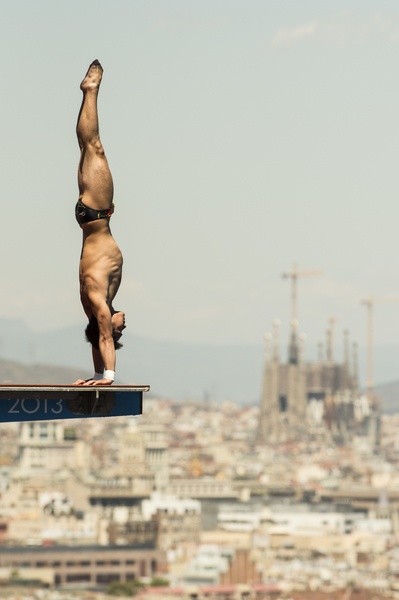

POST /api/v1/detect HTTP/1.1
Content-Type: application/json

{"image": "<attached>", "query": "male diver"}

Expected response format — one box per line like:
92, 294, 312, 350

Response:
73, 60, 125, 386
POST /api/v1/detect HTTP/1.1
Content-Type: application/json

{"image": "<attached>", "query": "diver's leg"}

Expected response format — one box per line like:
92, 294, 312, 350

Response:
76, 60, 114, 209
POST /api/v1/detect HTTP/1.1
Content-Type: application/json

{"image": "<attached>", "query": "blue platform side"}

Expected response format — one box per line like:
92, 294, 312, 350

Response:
0, 386, 148, 422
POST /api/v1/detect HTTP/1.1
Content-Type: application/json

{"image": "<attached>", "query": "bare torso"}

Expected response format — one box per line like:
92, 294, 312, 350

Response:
79, 219, 123, 318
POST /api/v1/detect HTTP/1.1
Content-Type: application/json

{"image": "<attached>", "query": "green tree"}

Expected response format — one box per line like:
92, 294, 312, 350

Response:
149, 576, 169, 587
107, 580, 144, 597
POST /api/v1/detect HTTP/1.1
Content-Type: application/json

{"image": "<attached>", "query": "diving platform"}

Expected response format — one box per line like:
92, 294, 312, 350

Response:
0, 385, 149, 422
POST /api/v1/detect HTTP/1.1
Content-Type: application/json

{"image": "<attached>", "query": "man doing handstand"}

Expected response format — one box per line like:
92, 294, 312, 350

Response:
73, 60, 125, 386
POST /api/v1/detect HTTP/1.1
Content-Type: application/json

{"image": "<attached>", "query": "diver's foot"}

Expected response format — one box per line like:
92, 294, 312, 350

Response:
80, 59, 103, 92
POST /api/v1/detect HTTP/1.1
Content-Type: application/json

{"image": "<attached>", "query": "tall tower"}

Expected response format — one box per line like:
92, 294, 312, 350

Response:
258, 320, 281, 443
257, 266, 377, 446
258, 318, 307, 443
258, 265, 320, 443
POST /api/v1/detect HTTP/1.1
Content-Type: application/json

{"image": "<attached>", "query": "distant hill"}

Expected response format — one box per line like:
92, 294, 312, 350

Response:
0, 354, 398, 413
0, 358, 91, 385
0, 318, 263, 403
0, 317, 398, 406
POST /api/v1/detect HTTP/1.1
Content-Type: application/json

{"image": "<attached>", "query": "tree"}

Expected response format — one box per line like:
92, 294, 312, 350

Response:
107, 580, 144, 597
149, 576, 169, 587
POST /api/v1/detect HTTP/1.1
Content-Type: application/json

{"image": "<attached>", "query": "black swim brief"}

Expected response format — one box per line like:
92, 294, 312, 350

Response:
75, 200, 114, 225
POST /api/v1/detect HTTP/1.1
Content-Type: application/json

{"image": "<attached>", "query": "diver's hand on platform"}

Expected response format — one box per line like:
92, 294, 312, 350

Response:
73, 379, 87, 386
83, 378, 113, 386
74, 372, 107, 385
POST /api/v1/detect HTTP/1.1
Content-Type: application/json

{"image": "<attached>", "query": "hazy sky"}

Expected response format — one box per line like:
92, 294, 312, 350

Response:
2, 0, 399, 379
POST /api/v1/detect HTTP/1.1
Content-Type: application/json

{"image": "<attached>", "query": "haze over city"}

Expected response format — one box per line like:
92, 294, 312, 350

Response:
1, 1, 399, 388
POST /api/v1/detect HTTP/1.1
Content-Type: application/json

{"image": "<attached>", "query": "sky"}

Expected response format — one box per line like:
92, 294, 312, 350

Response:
1, 0, 399, 384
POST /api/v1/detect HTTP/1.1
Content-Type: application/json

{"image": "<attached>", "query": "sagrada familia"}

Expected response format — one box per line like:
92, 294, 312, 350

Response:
258, 269, 381, 447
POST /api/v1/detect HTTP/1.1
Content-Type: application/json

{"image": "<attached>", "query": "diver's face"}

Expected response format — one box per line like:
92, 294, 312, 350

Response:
112, 311, 126, 340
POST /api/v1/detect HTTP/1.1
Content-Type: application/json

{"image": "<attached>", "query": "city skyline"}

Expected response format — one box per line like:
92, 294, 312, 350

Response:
0, 395, 398, 596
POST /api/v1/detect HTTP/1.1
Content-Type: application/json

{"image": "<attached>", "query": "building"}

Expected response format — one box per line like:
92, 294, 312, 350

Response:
183, 545, 260, 586
142, 493, 202, 551
0, 544, 166, 587
258, 318, 380, 446
118, 421, 168, 489
18, 421, 86, 472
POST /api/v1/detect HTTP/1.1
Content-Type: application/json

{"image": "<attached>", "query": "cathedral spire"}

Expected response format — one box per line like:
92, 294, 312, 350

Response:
288, 319, 299, 365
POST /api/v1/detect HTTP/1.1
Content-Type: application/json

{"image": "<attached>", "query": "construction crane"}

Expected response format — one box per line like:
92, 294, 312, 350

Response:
281, 263, 322, 324
361, 295, 399, 399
